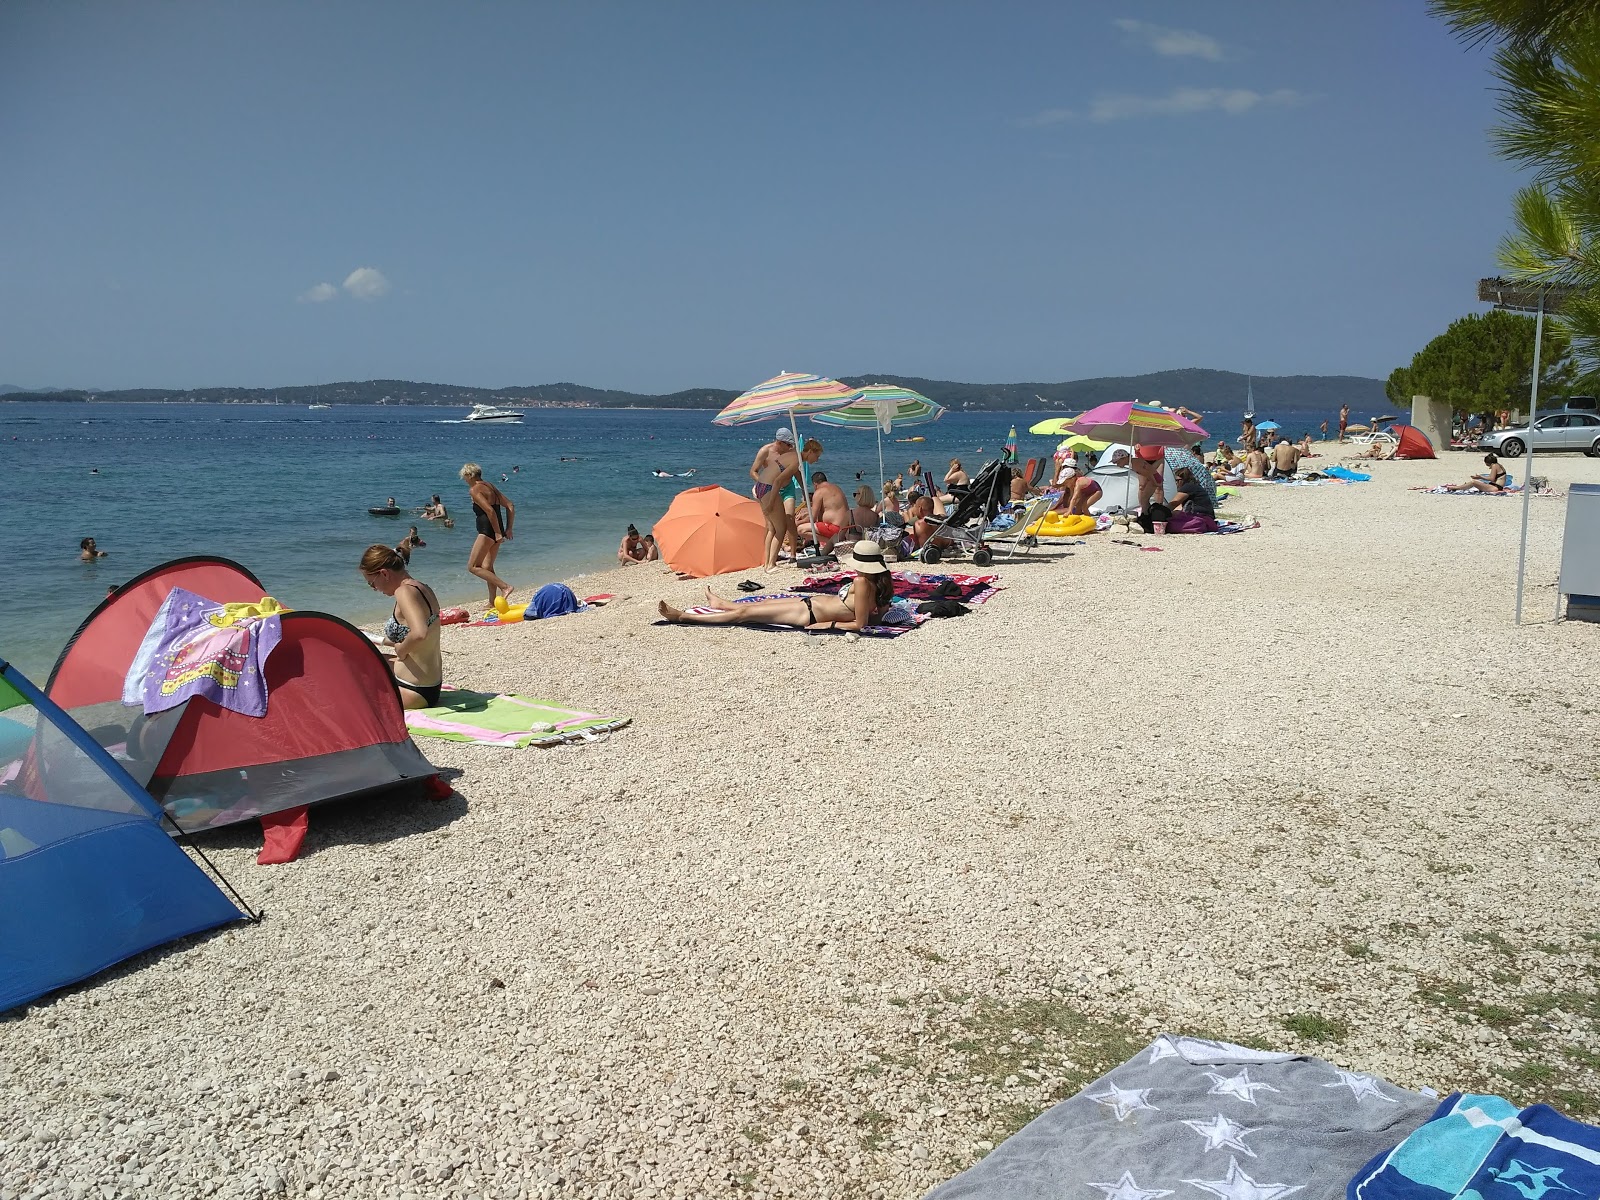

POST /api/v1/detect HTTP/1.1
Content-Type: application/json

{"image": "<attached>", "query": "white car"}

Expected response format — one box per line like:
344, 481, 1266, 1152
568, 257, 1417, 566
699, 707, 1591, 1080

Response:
1481, 410, 1600, 457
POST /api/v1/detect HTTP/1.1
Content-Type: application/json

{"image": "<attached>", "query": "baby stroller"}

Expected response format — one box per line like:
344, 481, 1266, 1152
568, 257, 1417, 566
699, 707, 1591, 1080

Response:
913, 458, 1013, 567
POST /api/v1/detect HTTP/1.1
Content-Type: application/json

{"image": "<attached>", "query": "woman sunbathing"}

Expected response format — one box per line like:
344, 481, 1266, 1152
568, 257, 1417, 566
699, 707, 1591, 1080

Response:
1443, 453, 1508, 493
658, 541, 895, 632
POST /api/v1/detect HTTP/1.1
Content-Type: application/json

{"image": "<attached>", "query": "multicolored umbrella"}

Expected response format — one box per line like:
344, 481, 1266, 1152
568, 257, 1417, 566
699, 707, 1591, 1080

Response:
810, 384, 943, 433
712, 372, 862, 426
809, 384, 944, 491
1065, 401, 1207, 449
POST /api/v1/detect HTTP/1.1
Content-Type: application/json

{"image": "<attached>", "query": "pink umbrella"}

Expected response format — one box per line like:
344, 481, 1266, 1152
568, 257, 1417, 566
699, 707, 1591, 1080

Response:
1066, 401, 1207, 448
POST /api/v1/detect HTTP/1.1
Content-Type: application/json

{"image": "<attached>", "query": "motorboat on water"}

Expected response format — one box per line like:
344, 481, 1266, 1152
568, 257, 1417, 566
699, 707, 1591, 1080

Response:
465, 403, 524, 422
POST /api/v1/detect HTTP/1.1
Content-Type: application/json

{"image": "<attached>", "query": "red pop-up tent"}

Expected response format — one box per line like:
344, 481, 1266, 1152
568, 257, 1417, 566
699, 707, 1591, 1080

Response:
46, 557, 439, 859
1392, 424, 1437, 459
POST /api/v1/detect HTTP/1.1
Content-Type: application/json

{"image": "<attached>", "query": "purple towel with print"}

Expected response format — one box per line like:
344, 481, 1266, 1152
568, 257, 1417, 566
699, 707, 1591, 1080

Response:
123, 587, 281, 718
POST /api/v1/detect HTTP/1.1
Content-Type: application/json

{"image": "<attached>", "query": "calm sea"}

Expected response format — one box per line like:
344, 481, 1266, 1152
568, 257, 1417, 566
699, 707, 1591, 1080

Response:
0, 401, 1136, 679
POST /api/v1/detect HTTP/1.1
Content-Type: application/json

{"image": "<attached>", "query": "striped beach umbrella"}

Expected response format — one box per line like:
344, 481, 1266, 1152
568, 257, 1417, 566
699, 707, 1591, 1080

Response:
809, 384, 944, 491
1066, 400, 1207, 449
712, 372, 863, 426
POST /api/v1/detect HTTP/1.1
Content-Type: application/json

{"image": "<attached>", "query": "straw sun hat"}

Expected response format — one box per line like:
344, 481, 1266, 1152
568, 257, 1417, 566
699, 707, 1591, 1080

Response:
842, 540, 891, 574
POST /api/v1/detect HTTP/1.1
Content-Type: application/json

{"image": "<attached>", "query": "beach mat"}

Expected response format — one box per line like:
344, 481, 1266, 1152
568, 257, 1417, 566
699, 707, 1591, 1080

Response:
404, 690, 629, 747
795, 570, 1002, 606
927, 1034, 1435, 1200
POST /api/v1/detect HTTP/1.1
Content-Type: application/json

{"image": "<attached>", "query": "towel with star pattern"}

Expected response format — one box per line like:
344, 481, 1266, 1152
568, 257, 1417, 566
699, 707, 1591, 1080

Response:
926, 1035, 1436, 1200
1347, 1092, 1600, 1200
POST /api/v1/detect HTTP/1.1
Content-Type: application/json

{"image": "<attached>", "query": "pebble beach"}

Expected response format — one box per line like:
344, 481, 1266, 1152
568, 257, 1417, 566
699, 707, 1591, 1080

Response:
3, 447, 1599, 1200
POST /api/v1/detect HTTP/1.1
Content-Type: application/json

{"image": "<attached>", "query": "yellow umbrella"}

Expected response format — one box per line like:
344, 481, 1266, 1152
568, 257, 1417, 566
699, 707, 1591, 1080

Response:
1056, 434, 1110, 454
1028, 417, 1075, 436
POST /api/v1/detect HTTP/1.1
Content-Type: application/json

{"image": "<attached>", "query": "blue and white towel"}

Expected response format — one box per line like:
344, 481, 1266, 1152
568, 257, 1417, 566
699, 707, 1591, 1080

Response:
927, 1035, 1436, 1200
1348, 1093, 1600, 1200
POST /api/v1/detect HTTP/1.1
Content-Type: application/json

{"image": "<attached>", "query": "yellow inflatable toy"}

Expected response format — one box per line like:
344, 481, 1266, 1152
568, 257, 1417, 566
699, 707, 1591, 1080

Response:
489, 595, 528, 623
1025, 513, 1098, 538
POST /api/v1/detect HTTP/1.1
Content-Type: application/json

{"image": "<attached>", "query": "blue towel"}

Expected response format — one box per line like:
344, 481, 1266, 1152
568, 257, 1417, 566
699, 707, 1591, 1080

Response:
1322, 465, 1372, 482
1349, 1092, 1600, 1200
529, 582, 580, 620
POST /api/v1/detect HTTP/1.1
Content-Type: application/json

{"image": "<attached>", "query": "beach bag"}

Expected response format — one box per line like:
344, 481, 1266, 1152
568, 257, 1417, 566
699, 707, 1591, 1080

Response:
438, 606, 470, 625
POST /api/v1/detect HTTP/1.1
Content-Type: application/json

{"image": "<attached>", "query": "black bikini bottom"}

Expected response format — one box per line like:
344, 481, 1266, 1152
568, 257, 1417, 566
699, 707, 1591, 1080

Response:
395, 678, 443, 707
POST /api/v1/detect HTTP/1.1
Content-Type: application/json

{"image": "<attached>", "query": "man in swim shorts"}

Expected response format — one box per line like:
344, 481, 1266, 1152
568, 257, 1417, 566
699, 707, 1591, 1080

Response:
798, 470, 851, 552
750, 428, 800, 567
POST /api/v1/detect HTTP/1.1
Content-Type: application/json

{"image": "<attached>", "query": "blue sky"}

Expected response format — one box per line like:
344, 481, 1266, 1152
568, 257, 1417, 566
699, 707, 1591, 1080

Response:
1, 2, 1514, 392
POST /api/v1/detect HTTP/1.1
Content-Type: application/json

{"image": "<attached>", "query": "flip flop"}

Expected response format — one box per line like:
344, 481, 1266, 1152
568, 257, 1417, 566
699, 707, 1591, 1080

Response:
736, 580, 763, 592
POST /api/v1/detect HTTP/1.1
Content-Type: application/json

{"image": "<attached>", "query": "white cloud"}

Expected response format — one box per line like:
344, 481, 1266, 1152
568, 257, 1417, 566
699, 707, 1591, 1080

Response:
1087, 87, 1307, 121
298, 282, 338, 304
1114, 18, 1224, 61
342, 267, 391, 301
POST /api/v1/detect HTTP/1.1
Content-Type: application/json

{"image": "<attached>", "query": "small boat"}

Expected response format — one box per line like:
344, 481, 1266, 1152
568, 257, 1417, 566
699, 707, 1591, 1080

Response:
308, 403, 331, 411
465, 403, 524, 422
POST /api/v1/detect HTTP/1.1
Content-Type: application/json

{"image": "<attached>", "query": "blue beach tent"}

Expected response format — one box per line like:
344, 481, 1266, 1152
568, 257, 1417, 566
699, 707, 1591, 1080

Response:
0, 657, 246, 1013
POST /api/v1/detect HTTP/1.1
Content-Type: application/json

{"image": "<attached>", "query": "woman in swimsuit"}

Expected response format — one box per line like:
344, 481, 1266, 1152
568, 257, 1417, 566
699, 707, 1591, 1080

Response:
460, 462, 516, 606
1444, 453, 1510, 493
658, 540, 895, 632
360, 544, 444, 710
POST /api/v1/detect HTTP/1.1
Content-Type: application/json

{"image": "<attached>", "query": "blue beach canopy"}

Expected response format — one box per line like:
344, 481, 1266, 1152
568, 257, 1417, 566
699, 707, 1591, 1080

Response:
0, 657, 245, 1013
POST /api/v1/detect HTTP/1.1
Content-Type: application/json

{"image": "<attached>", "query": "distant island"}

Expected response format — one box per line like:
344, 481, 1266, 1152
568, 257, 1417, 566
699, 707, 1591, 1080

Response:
0, 368, 1385, 415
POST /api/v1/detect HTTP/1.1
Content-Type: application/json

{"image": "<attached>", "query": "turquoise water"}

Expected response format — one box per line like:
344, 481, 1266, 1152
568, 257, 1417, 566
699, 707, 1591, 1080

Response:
0, 402, 1050, 679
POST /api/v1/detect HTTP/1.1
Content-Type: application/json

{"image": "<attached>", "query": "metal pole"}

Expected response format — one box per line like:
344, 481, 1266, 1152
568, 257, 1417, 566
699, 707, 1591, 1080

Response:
1514, 293, 1545, 623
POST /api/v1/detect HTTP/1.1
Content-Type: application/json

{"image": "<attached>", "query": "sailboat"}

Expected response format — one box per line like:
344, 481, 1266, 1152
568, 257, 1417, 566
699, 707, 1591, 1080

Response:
1244, 376, 1255, 421
308, 386, 330, 411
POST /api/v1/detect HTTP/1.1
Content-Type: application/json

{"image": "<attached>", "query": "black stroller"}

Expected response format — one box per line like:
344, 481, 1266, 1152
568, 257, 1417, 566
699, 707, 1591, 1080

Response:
912, 458, 1013, 567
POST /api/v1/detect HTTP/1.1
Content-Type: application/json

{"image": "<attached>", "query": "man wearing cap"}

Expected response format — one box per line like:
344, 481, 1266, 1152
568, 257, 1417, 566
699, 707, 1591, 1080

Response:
749, 428, 800, 567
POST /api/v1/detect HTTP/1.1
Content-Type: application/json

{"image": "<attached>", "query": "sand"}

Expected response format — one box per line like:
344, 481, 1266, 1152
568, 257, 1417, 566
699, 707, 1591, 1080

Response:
3, 445, 1599, 1200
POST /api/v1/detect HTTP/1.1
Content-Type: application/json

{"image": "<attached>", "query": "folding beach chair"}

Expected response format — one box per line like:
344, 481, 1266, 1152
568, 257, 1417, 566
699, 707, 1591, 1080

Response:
981, 496, 1056, 561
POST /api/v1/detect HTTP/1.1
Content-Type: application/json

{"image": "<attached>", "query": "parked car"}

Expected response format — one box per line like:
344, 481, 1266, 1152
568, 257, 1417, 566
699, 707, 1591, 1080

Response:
1481, 410, 1600, 457
1553, 395, 1598, 412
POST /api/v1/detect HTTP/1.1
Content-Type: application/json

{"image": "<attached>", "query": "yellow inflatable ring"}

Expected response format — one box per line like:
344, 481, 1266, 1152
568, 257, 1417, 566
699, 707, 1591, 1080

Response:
1025, 513, 1097, 537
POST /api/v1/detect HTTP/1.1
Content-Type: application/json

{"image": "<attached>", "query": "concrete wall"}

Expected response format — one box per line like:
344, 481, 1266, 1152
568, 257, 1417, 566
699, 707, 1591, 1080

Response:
1410, 395, 1452, 451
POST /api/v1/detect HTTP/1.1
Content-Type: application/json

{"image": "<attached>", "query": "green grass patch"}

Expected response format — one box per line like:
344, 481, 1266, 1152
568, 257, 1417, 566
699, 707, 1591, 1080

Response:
1343, 941, 1375, 960
1464, 930, 1519, 958
1281, 1012, 1350, 1042
857, 1108, 891, 1151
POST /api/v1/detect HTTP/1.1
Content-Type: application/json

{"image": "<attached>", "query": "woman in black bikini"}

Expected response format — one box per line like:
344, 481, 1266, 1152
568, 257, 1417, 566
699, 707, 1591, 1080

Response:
657, 541, 896, 632
460, 462, 516, 606
360, 544, 444, 710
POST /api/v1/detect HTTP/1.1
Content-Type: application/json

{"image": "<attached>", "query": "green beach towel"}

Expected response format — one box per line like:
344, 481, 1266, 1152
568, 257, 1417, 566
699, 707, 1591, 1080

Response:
404, 690, 629, 748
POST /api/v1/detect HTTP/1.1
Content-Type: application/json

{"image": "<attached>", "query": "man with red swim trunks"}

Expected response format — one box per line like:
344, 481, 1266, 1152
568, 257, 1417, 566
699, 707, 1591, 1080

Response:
797, 471, 852, 552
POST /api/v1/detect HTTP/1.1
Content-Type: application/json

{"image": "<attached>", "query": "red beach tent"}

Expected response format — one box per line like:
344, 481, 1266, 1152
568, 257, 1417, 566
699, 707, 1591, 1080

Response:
45, 557, 438, 853
1391, 425, 1437, 459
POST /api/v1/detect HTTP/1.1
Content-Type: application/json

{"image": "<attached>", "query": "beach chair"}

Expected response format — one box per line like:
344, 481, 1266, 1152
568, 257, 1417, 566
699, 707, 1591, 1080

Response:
980, 496, 1055, 561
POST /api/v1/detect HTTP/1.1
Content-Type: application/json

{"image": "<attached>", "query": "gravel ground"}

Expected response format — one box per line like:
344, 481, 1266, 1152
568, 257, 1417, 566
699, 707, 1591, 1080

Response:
3, 447, 1599, 1200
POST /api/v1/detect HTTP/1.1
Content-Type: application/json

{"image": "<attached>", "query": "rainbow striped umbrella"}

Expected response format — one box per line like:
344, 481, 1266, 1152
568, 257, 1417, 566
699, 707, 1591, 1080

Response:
1065, 400, 1207, 449
809, 384, 943, 433
712, 372, 863, 426
809, 384, 944, 492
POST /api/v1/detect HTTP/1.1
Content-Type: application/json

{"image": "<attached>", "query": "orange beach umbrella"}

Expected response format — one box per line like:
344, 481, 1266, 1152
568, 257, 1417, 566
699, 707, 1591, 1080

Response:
652, 485, 766, 578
